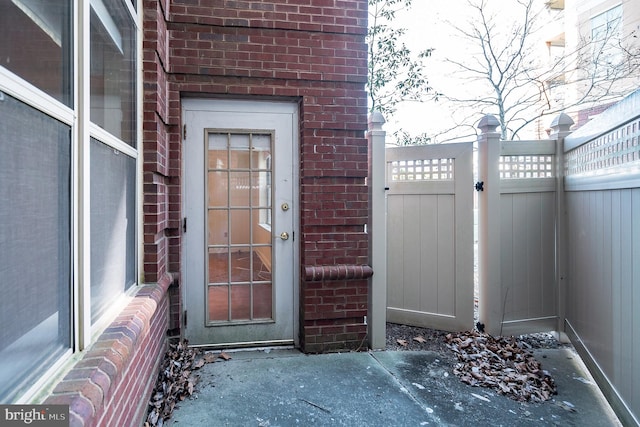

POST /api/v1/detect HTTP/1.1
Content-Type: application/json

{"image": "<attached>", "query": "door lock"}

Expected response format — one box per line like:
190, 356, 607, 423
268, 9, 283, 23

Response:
281, 202, 289, 211
279, 232, 290, 240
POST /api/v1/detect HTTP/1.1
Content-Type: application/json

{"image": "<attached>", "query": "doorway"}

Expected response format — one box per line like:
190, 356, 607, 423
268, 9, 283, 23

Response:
182, 99, 299, 347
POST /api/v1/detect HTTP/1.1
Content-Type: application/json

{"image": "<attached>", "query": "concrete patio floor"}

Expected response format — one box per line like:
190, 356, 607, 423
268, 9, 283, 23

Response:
167, 346, 620, 426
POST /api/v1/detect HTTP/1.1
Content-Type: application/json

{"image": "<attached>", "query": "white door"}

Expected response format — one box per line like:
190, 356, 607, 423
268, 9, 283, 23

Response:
182, 99, 298, 347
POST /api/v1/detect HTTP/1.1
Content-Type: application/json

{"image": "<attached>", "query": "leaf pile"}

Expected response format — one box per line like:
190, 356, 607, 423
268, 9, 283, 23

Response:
145, 341, 232, 427
445, 331, 557, 402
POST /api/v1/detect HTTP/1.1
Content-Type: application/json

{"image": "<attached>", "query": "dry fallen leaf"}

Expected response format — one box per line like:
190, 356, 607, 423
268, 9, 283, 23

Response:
146, 340, 205, 427
203, 353, 218, 363
413, 336, 427, 344
446, 331, 557, 403
219, 351, 232, 361
396, 339, 408, 347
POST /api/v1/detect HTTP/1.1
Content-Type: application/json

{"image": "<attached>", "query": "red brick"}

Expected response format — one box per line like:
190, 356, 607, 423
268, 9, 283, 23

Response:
141, 0, 369, 357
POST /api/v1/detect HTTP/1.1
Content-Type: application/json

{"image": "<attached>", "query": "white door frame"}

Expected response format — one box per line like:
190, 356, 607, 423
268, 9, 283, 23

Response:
181, 98, 299, 347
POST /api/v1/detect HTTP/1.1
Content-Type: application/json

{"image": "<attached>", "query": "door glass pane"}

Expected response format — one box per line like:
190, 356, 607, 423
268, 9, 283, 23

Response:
253, 247, 272, 281
253, 283, 272, 319
230, 285, 251, 320
206, 131, 274, 324
253, 210, 271, 242
252, 172, 270, 207
230, 209, 250, 245
251, 134, 271, 168
90, 0, 136, 146
207, 210, 228, 245
0, 93, 71, 401
229, 171, 250, 207
230, 248, 252, 282
207, 285, 228, 321
0, 0, 73, 106
90, 138, 136, 323
255, 209, 271, 235
208, 133, 228, 169
207, 171, 228, 207
229, 134, 250, 168
208, 249, 229, 284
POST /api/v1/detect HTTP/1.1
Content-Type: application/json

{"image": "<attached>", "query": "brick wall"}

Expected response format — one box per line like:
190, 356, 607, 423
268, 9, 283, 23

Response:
44, 275, 171, 427
142, 0, 371, 352
41, 1, 370, 425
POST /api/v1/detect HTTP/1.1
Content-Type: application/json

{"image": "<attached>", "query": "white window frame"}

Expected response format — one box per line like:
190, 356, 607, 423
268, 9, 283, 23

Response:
0, 0, 142, 402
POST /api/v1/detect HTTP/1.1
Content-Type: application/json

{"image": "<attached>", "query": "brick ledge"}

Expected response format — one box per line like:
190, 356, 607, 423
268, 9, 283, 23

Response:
44, 272, 174, 426
304, 264, 373, 282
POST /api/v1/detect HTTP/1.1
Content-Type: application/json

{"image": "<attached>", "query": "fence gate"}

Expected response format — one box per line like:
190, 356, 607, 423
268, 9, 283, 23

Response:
385, 143, 474, 332
476, 124, 560, 337
384, 122, 561, 336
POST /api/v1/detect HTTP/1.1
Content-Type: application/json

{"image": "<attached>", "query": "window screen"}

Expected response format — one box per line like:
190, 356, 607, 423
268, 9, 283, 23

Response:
90, 138, 136, 323
0, 92, 72, 401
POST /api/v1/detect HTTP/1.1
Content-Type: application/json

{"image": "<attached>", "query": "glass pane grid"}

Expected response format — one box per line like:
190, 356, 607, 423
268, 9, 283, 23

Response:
206, 131, 273, 323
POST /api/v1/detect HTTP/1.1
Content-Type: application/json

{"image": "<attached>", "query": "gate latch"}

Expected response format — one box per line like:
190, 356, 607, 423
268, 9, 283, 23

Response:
474, 181, 484, 192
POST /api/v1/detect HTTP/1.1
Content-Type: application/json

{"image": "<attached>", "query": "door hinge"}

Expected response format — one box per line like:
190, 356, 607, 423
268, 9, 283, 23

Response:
183, 310, 187, 327
183, 124, 187, 140
183, 217, 187, 233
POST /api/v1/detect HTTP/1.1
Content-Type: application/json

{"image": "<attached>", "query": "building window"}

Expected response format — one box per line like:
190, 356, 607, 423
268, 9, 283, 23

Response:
0, 93, 72, 402
90, 138, 137, 323
591, 5, 623, 73
0, 0, 139, 402
0, 0, 73, 107
90, 0, 137, 147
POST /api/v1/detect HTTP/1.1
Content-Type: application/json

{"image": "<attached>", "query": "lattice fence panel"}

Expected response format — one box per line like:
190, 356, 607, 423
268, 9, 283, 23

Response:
565, 118, 640, 176
499, 155, 554, 179
389, 158, 455, 181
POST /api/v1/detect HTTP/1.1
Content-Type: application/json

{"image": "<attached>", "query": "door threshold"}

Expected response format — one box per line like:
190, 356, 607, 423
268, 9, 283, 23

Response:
189, 339, 295, 351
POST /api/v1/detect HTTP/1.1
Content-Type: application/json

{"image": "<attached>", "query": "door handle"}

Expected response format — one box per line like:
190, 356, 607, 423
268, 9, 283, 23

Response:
279, 232, 289, 240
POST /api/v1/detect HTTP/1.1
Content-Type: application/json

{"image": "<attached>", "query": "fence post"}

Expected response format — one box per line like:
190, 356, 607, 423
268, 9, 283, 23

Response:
477, 115, 502, 336
549, 113, 574, 338
368, 111, 387, 350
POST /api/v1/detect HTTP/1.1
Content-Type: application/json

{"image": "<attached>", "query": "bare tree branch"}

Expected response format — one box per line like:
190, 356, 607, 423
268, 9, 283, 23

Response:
440, 0, 640, 140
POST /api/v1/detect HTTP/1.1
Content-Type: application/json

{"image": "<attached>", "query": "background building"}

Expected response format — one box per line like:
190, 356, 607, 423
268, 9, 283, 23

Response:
542, 0, 640, 130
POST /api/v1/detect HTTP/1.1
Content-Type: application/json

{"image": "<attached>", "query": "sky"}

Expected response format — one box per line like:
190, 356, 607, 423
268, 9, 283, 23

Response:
385, 1, 477, 144
383, 1, 535, 144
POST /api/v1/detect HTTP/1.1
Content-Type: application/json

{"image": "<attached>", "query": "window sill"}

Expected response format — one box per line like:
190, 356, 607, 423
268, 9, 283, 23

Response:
43, 273, 174, 426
